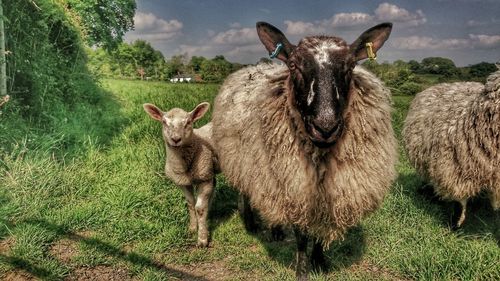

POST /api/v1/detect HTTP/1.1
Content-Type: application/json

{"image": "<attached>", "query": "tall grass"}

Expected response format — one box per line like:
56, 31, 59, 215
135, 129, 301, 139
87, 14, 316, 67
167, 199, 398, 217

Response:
0, 80, 498, 280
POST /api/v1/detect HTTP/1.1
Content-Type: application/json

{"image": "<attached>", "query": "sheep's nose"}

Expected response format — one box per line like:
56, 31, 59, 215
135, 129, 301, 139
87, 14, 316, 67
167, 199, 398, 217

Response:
171, 137, 181, 144
312, 119, 341, 139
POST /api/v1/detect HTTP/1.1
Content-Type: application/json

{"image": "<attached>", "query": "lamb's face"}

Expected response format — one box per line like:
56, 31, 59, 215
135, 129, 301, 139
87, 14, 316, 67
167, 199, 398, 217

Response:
162, 109, 194, 147
143, 102, 210, 148
289, 37, 356, 147
256, 21, 392, 148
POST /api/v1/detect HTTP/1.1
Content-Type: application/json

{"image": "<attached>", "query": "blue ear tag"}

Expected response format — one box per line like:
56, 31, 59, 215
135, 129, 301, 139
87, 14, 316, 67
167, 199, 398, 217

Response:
270, 43, 283, 59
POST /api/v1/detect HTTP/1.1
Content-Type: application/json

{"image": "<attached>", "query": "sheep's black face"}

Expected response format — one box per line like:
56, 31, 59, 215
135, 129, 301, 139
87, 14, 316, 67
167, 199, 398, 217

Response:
289, 37, 355, 147
256, 21, 392, 148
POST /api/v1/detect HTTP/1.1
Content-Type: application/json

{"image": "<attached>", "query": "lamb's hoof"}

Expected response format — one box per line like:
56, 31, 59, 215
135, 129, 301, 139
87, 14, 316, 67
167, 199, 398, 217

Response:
196, 239, 209, 248
271, 226, 285, 241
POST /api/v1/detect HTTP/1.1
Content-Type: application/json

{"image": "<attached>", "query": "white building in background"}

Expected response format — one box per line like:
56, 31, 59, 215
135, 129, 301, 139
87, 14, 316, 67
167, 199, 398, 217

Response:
170, 75, 193, 83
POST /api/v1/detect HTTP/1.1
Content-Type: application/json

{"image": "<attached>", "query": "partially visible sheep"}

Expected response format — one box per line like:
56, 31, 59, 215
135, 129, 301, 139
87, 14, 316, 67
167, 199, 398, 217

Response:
144, 102, 218, 247
212, 22, 397, 279
403, 66, 500, 227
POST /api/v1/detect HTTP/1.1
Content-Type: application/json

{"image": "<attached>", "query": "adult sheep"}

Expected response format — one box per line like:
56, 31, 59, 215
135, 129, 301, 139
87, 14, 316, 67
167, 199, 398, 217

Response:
212, 22, 397, 280
403, 65, 500, 228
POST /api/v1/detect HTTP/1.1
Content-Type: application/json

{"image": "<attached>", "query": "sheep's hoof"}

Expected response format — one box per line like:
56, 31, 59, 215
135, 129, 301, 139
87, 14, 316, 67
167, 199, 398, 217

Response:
196, 239, 209, 248
271, 226, 285, 241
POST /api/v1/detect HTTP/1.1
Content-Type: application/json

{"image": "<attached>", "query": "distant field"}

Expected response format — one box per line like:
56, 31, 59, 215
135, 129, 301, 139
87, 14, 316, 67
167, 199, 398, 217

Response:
0, 79, 498, 280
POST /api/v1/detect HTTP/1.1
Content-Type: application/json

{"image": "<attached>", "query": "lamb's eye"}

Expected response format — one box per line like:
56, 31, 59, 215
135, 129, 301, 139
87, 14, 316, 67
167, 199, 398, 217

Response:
289, 62, 296, 70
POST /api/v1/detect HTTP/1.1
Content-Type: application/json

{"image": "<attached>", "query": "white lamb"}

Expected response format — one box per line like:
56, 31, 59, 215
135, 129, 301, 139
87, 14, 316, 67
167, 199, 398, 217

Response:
143, 102, 218, 247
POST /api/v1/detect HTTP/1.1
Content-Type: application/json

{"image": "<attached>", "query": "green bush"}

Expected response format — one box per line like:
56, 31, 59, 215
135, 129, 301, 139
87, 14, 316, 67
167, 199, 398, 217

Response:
398, 81, 422, 96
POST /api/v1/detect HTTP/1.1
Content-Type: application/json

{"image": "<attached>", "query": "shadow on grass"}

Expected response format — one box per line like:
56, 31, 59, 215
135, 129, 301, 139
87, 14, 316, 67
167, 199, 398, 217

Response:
0, 218, 210, 281
398, 172, 499, 244
265, 226, 365, 274
207, 175, 239, 234
237, 211, 366, 274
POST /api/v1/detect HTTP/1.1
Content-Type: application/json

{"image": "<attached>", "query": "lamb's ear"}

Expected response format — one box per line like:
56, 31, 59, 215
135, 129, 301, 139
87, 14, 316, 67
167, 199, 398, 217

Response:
256, 22, 295, 62
350, 22, 392, 61
143, 103, 164, 121
189, 102, 210, 122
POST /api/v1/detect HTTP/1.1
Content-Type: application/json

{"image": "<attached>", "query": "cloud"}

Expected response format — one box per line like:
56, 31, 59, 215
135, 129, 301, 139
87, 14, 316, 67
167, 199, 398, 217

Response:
283, 3, 427, 36
126, 12, 183, 41
374, 3, 426, 26
229, 22, 242, 28
469, 34, 500, 48
323, 13, 374, 28
391, 34, 500, 50
391, 36, 469, 50
284, 20, 325, 35
212, 27, 259, 45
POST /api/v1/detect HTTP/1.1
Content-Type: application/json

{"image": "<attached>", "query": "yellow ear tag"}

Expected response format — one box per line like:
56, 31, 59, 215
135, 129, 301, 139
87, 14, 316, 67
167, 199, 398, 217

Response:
365, 42, 376, 60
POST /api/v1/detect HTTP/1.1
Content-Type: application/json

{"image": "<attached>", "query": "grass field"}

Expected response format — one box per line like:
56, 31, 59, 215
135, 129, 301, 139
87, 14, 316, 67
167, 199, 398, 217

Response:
0, 79, 498, 281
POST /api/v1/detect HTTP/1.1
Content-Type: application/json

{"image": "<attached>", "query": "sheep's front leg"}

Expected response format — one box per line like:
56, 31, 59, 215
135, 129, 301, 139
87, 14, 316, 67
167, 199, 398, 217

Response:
311, 241, 326, 271
294, 228, 309, 281
195, 180, 214, 247
180, 185, 197, 233
238, 194, 259, 233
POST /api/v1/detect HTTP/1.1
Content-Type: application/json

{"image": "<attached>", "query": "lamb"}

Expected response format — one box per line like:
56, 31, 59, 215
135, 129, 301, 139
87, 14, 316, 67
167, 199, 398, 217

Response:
403, 65, 500, 228
212, 22, 397, 280
143, 102, 218, 247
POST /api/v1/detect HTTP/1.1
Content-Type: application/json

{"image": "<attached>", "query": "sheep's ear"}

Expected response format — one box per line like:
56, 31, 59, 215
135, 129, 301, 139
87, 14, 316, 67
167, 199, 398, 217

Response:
190, 102, 210, 122
256, 22, 295, 62
143, 103, 164, 121
350, 22, 392, 61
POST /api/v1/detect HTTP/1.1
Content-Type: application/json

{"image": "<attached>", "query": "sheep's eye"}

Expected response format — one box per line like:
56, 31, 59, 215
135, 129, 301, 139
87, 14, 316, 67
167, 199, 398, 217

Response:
289, 62, 296, 70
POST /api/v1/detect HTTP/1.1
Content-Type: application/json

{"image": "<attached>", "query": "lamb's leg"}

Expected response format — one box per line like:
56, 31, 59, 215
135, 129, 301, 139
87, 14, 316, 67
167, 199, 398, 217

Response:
294, 228, 309, 281
311, 241, 326, 271
238, 194, 259, 233
195, 180, 214, 247
180, 185, 197, 233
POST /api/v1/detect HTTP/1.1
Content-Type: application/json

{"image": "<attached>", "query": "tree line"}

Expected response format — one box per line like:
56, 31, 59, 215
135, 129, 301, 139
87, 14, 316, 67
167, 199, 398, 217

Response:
87, 40, 497, 92
362, 57, 497, 95
87, 41, 245, 83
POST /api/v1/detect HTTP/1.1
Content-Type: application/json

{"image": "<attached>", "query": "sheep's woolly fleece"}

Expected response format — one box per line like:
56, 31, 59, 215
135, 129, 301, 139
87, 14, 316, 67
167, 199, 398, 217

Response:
212, 63, 397, 246
403, 69, 500, 208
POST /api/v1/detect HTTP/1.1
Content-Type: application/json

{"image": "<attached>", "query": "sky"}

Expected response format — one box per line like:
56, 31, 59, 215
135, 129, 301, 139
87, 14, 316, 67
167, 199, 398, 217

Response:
124, 0, 500, 66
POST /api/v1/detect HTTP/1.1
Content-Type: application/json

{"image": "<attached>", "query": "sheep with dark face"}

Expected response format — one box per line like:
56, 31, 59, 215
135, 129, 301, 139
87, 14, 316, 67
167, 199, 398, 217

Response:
212, 22, 397, 280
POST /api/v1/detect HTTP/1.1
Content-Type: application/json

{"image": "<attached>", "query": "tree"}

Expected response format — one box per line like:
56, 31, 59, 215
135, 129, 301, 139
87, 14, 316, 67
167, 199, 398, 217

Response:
469, 62, 496, 78
408, 60, 420, 72
420, 57, 458, 76
0, 0, 6, 97
188, 56, 207, 73
66, 0, 136, 50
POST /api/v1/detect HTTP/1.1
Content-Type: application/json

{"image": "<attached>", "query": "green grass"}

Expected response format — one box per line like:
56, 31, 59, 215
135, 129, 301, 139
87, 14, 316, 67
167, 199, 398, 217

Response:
0, 79, 498, 280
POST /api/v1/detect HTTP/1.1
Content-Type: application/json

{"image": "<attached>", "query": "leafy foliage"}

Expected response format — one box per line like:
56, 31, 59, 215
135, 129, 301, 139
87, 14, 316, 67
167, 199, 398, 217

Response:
66, 0, 136, 50
1, 0, 134, 154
